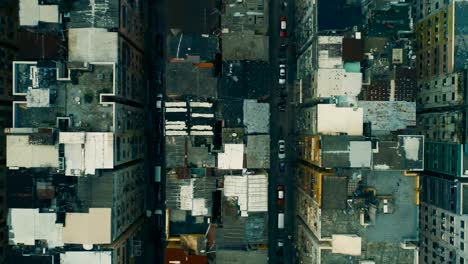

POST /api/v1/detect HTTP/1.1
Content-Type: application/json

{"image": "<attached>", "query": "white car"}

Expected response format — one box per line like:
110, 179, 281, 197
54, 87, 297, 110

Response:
156, 93, 163, 110
278, 140, 286, 159
279, 64, 286, 84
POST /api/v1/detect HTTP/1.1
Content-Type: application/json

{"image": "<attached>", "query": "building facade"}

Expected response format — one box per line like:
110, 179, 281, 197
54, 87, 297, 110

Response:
414, 1, 468, 263
0, 0, 17, 263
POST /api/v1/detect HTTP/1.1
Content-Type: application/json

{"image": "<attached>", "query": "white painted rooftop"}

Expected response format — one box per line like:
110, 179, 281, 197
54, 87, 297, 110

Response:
316, 104, 363, 135
68, 28, 118, 63
6, 135, 59, 168
315, 69, 362, 98
60, 251, 112, 264
59, 132, 114, 176
9, 208, 64, 248
19, 0, 59, 26
63, 208, 112, 245
218, 144, 244, 169
224, 174, 268, 216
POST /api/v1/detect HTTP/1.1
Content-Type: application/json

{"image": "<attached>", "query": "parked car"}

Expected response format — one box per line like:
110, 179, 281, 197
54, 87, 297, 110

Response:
278, 140, 286, 159
156, 93, 163, 110
277, 185, 285, 206
155, 209, 163, 227
276, 239, 284, 256
280, 17, 288, 37
277, 211, 285, 229
279, 64, 286, 84
279, 162, 286, 172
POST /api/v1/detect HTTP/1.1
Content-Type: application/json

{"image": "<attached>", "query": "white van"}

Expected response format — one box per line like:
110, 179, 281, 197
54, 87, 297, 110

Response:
278, 212, 285, 229
154, 166, 161, 182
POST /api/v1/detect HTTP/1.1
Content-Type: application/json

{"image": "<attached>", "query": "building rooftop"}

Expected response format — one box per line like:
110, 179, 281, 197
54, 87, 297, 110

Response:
166, 172, 216, 216
318, 169, 418, 263
168, 209, 210, 236
68, 28, 118, 63
314, 104, 363, 136
62, 208, 112, 245
366, 3, 411, 37
320, 136, 372, 169
218, 144, 244, 170
222, 32, 269, 61
315, 69, 362, 98
224, 174, 268, 216
358, 101, 416, 135
19, 0, 59, 27
9, 254, 56, 264
165, 136, 187, 168
59, 132, 114, 176
13, 62, 115, 132
6, 133, 59, 168
221, 0, 268, 35
215, 249, 268, 264
317, 36, 343, 69
246, 135, 270, 169
166, 31, 219, 61
321, 176, 347, 209
166, 61, 218, 97
220, 61, 271, 99
373, 136, 424, 171
243, 100, 269, 134
69, 0, 119, 28
317, 0, 361, 31
342, 38, 364, 62
364, 170, 418, 242
60, 251, 112, 264
8, 208, 64, 247
168, 0, 218, 34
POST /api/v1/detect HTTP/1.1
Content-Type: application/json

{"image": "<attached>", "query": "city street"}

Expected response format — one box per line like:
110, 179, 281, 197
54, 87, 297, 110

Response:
268, 0, 297, 263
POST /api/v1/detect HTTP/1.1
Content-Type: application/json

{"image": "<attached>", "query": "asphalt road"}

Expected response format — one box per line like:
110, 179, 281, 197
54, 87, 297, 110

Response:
142, 0, 167, 262
268, 0, 297, 263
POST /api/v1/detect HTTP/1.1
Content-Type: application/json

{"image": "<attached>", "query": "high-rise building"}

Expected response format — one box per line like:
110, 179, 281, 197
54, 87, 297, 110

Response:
6, 1, 148, 263
414, 0, 468, 263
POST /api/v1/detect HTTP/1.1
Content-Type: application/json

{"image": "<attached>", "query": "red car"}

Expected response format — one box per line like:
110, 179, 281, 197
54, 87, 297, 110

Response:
280, 17, 288, 38
277, 185, 285, 206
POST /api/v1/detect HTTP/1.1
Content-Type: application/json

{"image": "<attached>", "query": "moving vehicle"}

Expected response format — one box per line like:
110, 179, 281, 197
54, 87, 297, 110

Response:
277, 185, 285, 206
278, 140, 286, 159
279, 162, 286, 172
278, 99, 286, 112
280, 17, 287, 38
278, 211, 285, 229
156, 93, 163, 110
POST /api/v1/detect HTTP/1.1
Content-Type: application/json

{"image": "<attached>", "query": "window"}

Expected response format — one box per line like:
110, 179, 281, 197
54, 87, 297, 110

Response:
435, 95, 438, 102
461, 257, 465, 264
462, 231, 465, 239
443, 94, 446, 101
462, 220, 465, 229
453, 92, 456, 100
461, 242, 465, 250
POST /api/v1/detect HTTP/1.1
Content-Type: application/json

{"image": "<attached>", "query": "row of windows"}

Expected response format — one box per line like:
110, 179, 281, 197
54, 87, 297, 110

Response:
418, 92, 456, 105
